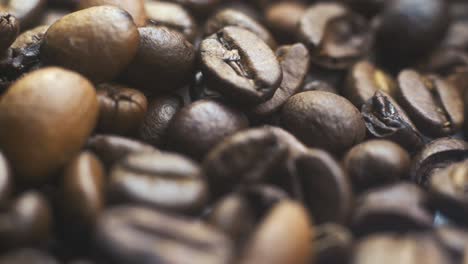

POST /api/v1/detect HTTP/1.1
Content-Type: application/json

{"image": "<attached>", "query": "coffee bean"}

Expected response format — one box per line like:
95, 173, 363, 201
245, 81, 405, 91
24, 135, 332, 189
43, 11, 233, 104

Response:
200, 26, 282, 105
240, 184, 289, 219
343, 140, 411, 192
0, 67, 98, 184
78, 0, 147, 27
122, 26, 195, 93
41, 6, 139, 82
264, 2, 307, 42
0, 0, 46, 29
298, 3, 372, 69
397, 70, 464, 137
96, 206, 234, 264
0, 248, 59, 264
281, 91, 366, 153
313, 224, 352, 264
0, 12, 19, 53
109, 151, 208, 213
96, 83, 148, 136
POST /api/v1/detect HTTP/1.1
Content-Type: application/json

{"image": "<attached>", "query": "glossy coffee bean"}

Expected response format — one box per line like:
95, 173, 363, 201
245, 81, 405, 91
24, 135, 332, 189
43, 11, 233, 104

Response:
122, 26, 195, 93
145, 1, 197, 43
411, 137, 468, 186
96, 206, 234, 264
239, 201, 313, 264
78, 0, 147, 26
109, 152, 208, 213
264, 2, 307, 42
313, 224, 353, 264
96, 83, 148, 136
362, 91, 425, 152
352, 183, 433, 236
298, 3, 372, 69
41, 6, 139, 82
200, 26, 282, 105
343, 140, 411, 192
167, 99, 248, 159
0, 191, 51, 249
0, 12, 19, 53
204, 9, 276, 49
203, 127, 289, 197
397, 70, 464, 137
344, 61, 397, 108
249, 43, 310, 119
61, 151, 105, 233
0, 67, 98, 184
0, 0, 46, 29
281, 91, 366, 153
0, 248, 59, 264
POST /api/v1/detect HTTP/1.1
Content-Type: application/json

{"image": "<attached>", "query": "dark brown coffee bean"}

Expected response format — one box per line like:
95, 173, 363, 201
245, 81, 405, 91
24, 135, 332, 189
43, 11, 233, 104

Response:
41, 6, 139, 82
0, 248, 59, 264
96, 83, 148, 136
240, 184, 290, 219
1, 0, 47, 29
344, 61, 397, 108
249, 43, 310, 119
122, 26, 195, 93
203, 127, 289, 197
0, 67, 98, 184
352, 183, 433, 236
167, 99, 248, 159
239, 201, 313, 264
362, 91, 425, 152
298, 3, 372, 69
78, 0, 147, 27
264, 2, 307, 42
313, 224, 352, 264
343, 140, 411, 192
397, 70, 464, 137
0, 12, 19, 53
96, 206, 234, 264
204, 9, 276, 49
109, 152, 208, 213
200, 26, 282, 105
281, 91, 366, 154
145, 1, 197, 42
411, 137, 468, 186
86, 134, 157, 168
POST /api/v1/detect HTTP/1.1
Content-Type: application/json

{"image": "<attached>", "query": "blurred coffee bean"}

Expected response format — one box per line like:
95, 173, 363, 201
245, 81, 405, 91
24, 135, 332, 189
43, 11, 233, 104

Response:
200, 26, 282, 105
435, 226, 468, 261
96, 206, 234, 264
240, 184, 289, 219
0, 12, 19, 53
298, 3, 372, 69
281, 91, 366, 154
109, 152, 208, 213
0, 0, 46, 29
264, 1, 307, 42
78, 0, 147, 26
0, 248, 58, 264
313, 224, 353, 264
96, 83, 148, 136
343, 140, 411, 192
167, 99, 248, 159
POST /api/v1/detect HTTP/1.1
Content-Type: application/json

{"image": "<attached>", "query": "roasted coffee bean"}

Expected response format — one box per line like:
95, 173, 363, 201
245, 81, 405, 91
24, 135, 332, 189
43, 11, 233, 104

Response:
264, 1, 307, 42
343, 140, 411, 192
96, 83, 148, 136
313, 224, 352, 264
122, 26, 195, 93
344, 61, 397, 108
0, 12, 19, 53
239, 201, 313, 264
0, 67, 98, 184
145, 1, 197, 42
0, 248, 59, 264
86, 134, 157, 168
96, 206, 234, 264
0, 191, 51, 250
204, 9, 276, 49
249, 43, 310, 119
375, 0, 449, 69
41, 6, 139, 82
397, 70, 464, 137
292, 149, 353, 224
109, 152, 208, 213
421, 48, 468, 77
362, 91, 425, 152
353, 233, 452, 264
167, 99, 248, 159
0, 151, 12, 205
0, 0, 46, 29
298, 3, 372, 69
200, 26, 282, 105
60, 151, 105, 235
203, 127, 289, 197
352, 183, 433, 236
240, 184, 289, 219
411, 137, 468, 186
78, 0, 147, 27
281, 91, 366, 154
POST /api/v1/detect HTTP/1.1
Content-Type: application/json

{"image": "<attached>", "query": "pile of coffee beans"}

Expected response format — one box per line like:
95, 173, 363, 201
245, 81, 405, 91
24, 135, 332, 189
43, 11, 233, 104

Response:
1, 0, 468, 263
